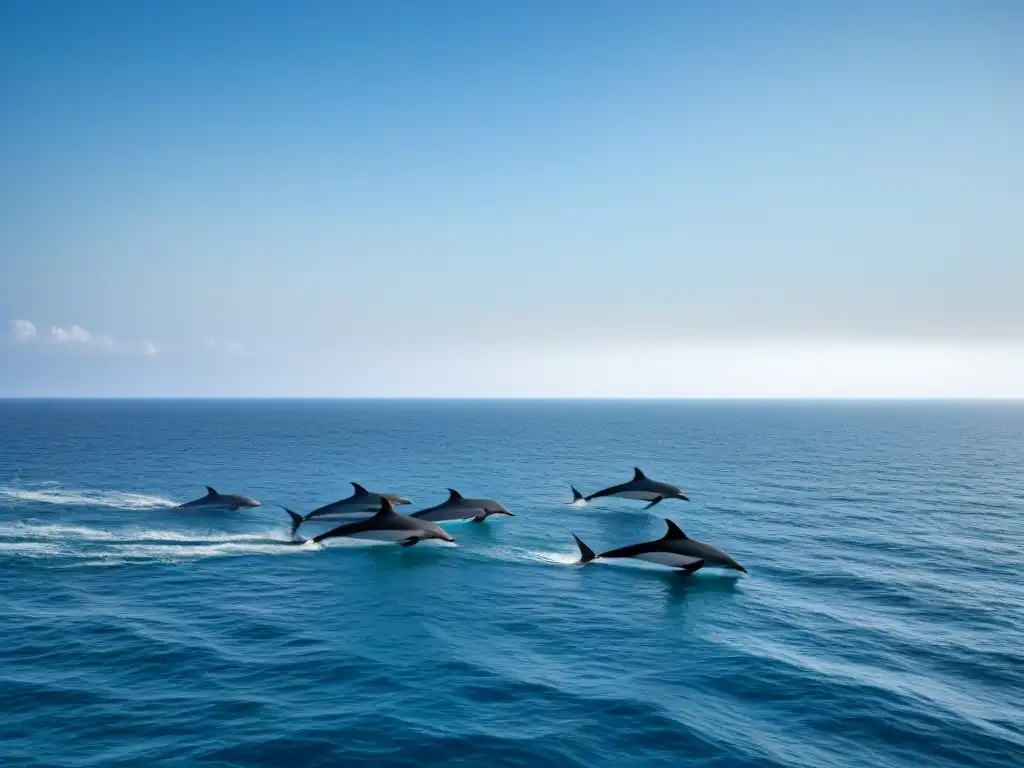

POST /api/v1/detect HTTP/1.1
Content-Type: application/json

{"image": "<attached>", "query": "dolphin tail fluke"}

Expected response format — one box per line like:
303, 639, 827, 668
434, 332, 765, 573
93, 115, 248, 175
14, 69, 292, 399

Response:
572, 533, 597, 563
643, 496, 663, 510
284, 508, 304, 539
571, 486, 584, 503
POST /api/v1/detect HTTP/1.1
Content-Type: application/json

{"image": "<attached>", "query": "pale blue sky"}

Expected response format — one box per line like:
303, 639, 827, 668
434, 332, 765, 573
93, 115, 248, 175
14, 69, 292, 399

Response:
1, 1, 1021, 396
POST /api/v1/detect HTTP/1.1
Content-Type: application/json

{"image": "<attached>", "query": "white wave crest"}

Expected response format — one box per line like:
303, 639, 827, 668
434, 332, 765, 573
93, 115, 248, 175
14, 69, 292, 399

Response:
0, 521, 292, 544
0, 485, 178, 510
0, 522, 118, 541
525, 550, 581, 565
91, 542, 314, 562
0, 541, 63, 557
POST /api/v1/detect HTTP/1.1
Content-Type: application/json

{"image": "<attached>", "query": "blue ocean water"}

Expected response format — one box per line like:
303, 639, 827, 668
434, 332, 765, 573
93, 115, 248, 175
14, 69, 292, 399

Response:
1, 400, 1022, 768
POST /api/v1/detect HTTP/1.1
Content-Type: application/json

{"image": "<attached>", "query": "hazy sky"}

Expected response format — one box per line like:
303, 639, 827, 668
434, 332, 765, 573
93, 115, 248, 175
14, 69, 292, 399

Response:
1, 1, 1021, 397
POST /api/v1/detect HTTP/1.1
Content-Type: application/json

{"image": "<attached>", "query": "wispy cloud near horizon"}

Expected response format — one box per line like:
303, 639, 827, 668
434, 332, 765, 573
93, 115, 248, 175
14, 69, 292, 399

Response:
50, 324, 114, 346
8, 319, 37, 342
5, 318, 162, 357
204, 337, 247, 356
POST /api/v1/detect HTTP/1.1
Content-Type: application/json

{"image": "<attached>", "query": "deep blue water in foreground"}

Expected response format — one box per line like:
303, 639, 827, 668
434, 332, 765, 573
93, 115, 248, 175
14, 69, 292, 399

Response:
1, 400, 1022, 768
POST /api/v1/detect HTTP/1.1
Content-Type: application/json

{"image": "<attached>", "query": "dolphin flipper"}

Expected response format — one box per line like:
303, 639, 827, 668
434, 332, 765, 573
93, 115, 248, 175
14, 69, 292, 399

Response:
399, 534, 426, 547
676, 558, 705, 575
643, 496, 664, 510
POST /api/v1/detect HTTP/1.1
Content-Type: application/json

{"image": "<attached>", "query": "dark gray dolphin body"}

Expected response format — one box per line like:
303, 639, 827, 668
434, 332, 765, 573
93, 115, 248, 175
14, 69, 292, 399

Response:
312, 498, 455, 547
582, 467, 690, 509
409, 489, 514, 523
176, 486, 262, 511
304, 483, 411, 521
572, 519, 746, 573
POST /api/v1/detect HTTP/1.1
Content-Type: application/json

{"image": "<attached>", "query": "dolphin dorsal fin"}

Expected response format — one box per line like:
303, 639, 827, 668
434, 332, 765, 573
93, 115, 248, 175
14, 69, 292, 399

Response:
447, 488, 463, 501
662, 519, 688, 539
205, 486, 218, 497
351, 482, 369, 496
375, 498, 395, 516
633, 467, 646, 481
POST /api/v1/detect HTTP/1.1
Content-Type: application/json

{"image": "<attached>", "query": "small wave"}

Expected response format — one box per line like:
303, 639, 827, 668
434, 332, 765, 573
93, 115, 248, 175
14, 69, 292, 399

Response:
569, 500, 587, 507
95, 542, 313, 562
0, 541, 63, 557
526, 550, 581, 565
0, 485, 178, 510
0, 522, 119, 541
63, 544, 314, 567
0, 521, 294, 544
0, 518, 306, 565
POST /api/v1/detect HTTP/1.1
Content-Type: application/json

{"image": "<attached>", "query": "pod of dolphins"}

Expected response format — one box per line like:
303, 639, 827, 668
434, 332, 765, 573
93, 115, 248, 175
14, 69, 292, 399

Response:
176, 466, 747, 576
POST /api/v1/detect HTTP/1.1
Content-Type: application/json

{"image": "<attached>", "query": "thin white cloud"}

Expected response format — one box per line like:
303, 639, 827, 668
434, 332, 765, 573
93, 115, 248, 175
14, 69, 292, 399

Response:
204, 337, 246, 356
6, 318, 161, 356
9, 319, 37, 342
50, 324, 114, 346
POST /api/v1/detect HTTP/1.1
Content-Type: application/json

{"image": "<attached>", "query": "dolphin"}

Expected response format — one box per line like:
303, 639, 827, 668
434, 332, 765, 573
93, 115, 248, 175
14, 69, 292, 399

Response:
570, 486, 585, 503
582, 467, 690, 509
572, 519, 747, 573
409, 489, 515, 523
176, 486, 262, 511
303, 483, 412, 521
312, 498, 456, 547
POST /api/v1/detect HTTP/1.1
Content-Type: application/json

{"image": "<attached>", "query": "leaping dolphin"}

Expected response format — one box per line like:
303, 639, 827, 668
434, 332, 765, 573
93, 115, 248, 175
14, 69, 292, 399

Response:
572, 519, 746, 573
176, 486, 262, 511
582, 467, 690, 509
409, 489, 515, 523
312, 498, 455, 547
304, 483, 411, 521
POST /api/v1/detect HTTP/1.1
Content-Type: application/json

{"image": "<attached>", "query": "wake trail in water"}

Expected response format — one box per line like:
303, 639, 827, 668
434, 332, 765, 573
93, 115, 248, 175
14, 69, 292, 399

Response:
0, 484, 178, 510
0, 520, 308, 565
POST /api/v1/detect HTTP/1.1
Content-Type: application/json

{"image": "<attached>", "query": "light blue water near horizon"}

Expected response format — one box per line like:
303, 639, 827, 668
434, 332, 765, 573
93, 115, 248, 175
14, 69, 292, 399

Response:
1, 400, 1022, 767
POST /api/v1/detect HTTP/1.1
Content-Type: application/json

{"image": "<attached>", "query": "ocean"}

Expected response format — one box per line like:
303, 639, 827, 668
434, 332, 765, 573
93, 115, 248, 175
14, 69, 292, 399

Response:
0, 399, 1021, 767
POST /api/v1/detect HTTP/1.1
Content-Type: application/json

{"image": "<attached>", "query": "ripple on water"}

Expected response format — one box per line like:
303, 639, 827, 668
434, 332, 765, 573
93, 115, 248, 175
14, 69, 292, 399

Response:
1, 401, 1022, 767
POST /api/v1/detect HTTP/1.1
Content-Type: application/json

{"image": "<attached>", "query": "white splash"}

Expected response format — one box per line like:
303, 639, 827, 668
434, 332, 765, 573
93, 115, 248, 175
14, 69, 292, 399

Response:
526, 550, 581, 565
0, 485, 178, 510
